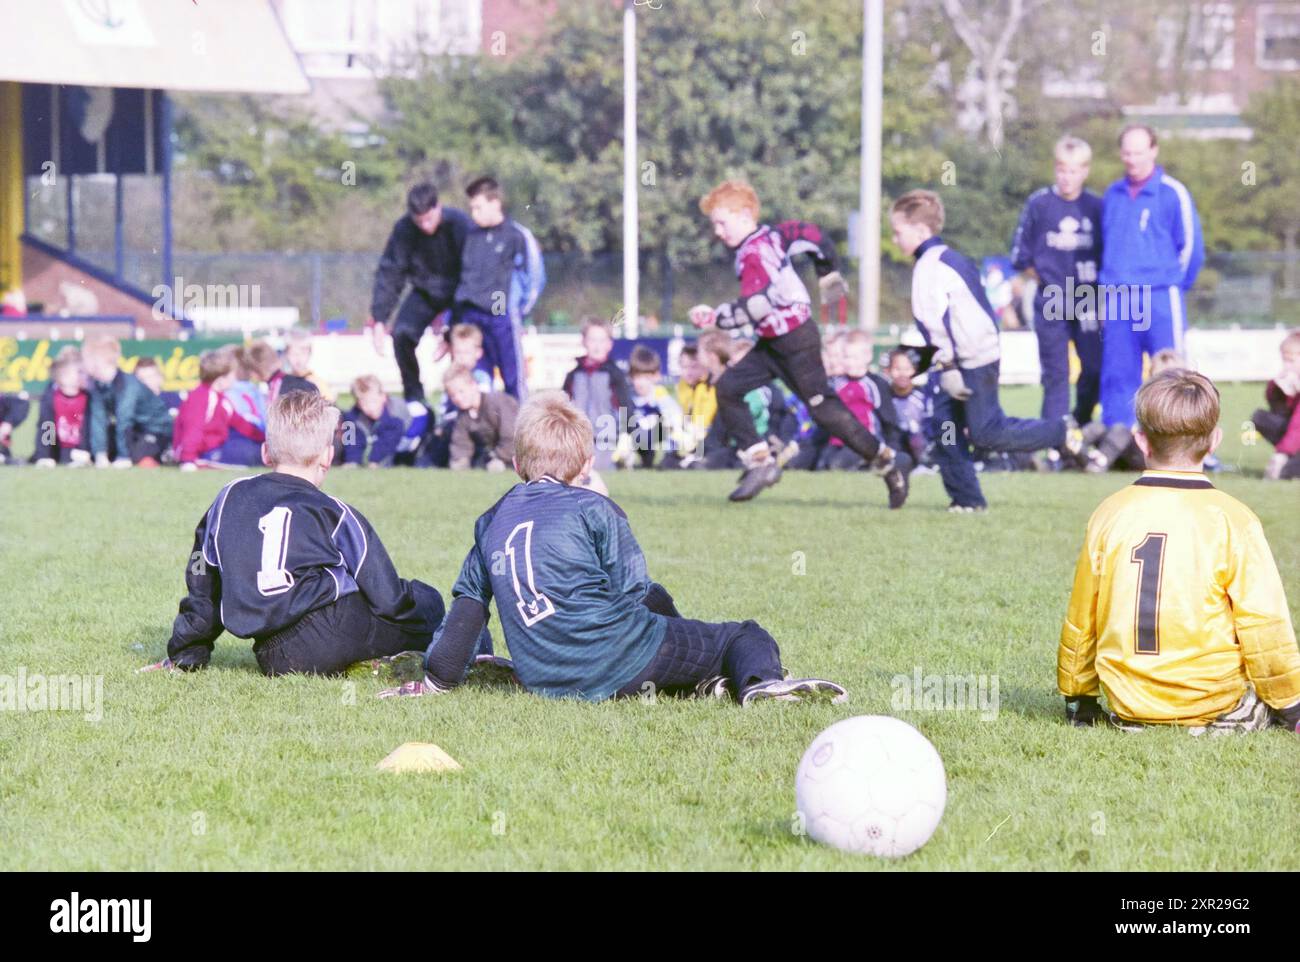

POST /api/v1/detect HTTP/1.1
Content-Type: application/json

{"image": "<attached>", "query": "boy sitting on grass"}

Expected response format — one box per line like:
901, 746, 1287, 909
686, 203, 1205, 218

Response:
339, 374, 405, 468
113, 357, 175, 466
1058, 370, 1300, 735
444, 364, 518, 471
143, 391, 445, 676
380, 390, 846, 705
33, 354, 93, 467
1251, 328, 1300, 481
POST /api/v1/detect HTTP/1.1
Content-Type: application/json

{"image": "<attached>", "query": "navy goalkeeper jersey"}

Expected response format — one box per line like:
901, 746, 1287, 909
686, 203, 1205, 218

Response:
167, 472, 437, 667
452, 477, 665, 700
1009, 186, 1103, 312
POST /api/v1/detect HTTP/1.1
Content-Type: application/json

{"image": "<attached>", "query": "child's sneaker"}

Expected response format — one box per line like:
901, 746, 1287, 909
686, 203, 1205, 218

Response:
1061, 416, 1085, 458
947, 503, 987, 514
398, 401, 430, 454
739, 677, 848, 706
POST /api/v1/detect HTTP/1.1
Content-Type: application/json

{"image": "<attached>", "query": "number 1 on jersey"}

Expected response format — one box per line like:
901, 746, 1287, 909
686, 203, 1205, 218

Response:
505, 521, 555, 627
1130, 533, 1166, 655
257, 506, 295, 596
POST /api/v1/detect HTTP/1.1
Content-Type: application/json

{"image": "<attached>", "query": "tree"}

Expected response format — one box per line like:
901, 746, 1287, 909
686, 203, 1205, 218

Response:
1242, 78, 1300, 291
173, 95, 401, 252
377, 0, 949, 270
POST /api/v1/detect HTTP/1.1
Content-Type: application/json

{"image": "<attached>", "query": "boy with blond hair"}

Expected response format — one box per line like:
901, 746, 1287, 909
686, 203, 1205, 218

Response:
690, 179, 905, 504
1058, 370, 1300, 734
444, 363, 518, 471
562, 317, 633, 472
381, 391, 846, 704
282, 329, 332, 401
339, 374, 404, 468
426, 323, 495, 466
84, 333, 128, 467
1010, 135, 1103, 425
891, 189, 1080, 511
144, 391, 445, 676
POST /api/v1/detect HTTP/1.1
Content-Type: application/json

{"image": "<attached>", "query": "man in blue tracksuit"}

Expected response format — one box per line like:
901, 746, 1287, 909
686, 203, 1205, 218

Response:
1010, 136, 1103, 425
454, 176, 546, 399
1098, 124, 1204, 428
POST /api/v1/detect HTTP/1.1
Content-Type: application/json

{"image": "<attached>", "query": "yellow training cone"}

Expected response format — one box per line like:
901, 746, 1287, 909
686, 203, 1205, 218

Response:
377, 742, 462, 774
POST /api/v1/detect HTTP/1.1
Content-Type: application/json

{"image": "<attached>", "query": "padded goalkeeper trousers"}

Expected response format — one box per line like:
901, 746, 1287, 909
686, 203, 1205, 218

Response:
715, 321, 881, 462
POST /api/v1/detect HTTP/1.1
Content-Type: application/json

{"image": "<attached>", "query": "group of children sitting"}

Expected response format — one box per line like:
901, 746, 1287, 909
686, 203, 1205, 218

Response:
0, 330, 330, 470
5, 320, 1298, 487
551, 317, 930, 476
142, 374, 1299, 735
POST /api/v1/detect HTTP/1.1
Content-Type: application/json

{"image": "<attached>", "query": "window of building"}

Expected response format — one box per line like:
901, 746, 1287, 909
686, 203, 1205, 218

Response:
1258, 3, 1300, 69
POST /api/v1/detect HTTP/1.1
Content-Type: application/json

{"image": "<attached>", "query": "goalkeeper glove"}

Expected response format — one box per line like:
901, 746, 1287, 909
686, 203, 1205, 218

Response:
939, 367, 972, 401
713, 302, 751, 331
1065, 695, 1105, 727
818, 271, 850, 306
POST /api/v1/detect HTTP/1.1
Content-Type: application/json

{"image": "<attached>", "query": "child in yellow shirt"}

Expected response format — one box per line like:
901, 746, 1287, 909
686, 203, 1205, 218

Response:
1058, 369, 1300, 735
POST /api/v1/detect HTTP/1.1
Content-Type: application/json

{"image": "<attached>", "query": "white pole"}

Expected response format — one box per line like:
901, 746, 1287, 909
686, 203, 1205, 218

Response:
859, 0, 883, 333
622, 1, 639, 339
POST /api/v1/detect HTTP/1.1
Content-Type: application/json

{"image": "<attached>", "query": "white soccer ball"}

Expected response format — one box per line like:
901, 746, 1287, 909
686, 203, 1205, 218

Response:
795, 715, 946, 858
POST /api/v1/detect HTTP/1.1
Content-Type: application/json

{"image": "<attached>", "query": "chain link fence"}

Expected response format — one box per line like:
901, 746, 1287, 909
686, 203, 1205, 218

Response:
65, 247, 1300, 334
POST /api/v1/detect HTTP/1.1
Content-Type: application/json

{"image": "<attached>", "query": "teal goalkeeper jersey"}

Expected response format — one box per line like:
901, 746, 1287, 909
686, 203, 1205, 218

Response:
452, 477, 666, 700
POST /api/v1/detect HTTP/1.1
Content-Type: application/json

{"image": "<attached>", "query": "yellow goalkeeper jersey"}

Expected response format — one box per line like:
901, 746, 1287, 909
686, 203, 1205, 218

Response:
1058, 470, 1300, 725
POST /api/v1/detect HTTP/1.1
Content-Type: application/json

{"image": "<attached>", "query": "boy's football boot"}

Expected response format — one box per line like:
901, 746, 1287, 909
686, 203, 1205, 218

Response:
884, 464, 909, 509
692, 676, 734, 700
728, 460, 781, 501
739, 677, 848, 706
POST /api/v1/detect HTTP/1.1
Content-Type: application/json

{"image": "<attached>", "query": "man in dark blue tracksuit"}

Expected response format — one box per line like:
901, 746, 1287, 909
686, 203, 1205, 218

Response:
1010, 136, 1103, 425
368, 182, 471, 405
1098, 125, 1204, 428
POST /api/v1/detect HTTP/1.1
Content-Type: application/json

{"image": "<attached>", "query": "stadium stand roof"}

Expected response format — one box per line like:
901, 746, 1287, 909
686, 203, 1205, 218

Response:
0, 0, 309, 94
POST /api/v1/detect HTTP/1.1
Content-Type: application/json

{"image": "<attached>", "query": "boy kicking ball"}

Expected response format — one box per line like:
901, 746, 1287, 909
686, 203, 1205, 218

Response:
380, 391, 846, 704
143, 391, 446, 676
688, 179, 907, 507
1058, 370, 1300, 735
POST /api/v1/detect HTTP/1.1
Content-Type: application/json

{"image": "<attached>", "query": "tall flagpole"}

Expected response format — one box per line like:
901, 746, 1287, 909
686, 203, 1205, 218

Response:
622, 0, 639, 338
859, 0, 883, 333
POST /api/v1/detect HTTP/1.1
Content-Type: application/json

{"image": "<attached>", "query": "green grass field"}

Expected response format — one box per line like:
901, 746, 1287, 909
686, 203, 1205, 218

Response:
2, 385, 1297, 871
